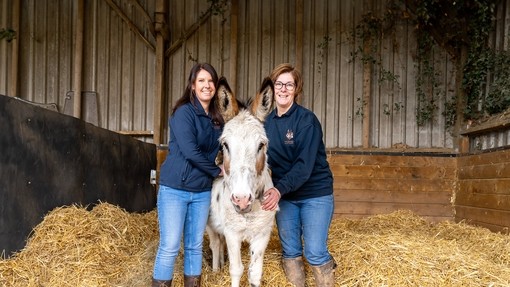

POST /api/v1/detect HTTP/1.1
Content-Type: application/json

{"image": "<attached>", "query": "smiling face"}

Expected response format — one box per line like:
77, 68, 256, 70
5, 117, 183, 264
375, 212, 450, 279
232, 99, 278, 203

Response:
193, 69, 216, 113
274, 72, 296, 116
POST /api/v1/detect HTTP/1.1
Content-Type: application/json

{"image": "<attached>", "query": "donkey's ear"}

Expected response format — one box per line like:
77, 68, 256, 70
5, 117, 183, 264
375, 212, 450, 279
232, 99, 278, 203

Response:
216, 77, 239, 122
250, 77, 274, 122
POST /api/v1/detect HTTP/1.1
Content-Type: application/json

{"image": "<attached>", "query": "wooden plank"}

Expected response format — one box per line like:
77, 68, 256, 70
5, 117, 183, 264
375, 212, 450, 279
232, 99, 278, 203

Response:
457, 179, 510, 195
334, 178, 455, 192
455, 205, 510, 230
153, 0, 166, 145
392, 11, 408, 147
334, 213, 454, 223
295, 0, 303, 72
229, 0, 238, 88
458, 162, 510, 179
325, 0, 341, 147
460, 116, 510, 136
73, 0, 84, 118
362, 36, 372, 148
331, 165, 457, 180
338, 0, 354, 147
334, 201, 453, 218
455, 191, 510, 210
457, 149, 510, 166
335, 189, 452, 204
116, 130, 154, 136
328, 154, 456, 167
9, 0, 20, 97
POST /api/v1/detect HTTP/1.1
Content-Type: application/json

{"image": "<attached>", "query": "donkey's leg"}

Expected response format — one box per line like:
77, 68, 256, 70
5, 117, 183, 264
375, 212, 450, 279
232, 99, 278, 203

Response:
206, 225, 222, 271
247, 232, 272, 287
219, 233, 226, 268
225, 232, 244, 287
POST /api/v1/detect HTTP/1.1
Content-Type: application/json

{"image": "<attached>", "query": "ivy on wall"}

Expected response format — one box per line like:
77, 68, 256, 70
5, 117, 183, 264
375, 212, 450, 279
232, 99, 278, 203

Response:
0, 28, 16, 42
350, 0, 503, 132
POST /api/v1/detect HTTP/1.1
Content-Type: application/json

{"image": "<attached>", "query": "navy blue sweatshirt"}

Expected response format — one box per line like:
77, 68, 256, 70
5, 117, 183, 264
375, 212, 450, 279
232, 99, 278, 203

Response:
159, 98, 223, 192
264, 103, 333, 200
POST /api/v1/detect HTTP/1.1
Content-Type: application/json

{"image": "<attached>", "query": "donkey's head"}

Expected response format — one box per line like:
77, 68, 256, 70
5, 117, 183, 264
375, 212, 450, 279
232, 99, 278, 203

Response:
216, 77, 274, 213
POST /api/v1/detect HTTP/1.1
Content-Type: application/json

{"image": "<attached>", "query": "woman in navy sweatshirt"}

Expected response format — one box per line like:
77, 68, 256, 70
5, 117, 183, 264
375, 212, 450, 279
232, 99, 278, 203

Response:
152, 63, 224, 287
262, 63, 336, 286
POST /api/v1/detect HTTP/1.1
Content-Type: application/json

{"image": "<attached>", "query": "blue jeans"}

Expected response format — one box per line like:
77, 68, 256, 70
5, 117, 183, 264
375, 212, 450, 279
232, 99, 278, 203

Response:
153, 185, 211, 280
276, 194, 334, 266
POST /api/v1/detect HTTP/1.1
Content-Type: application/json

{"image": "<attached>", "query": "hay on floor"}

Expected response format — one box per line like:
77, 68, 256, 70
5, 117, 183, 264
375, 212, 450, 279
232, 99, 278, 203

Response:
1, 203, 509, 286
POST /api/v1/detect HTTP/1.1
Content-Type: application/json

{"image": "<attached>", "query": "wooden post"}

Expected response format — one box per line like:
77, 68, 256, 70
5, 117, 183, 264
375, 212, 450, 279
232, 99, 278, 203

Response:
295, 0, 303, 73
153, 0, 168, 146
73, 0, 84, 118
454, 47, 469, 150
459, 136, 470, 153
229, 0, 238, 90
362, 38, 372, 148
9, 0, 20, 97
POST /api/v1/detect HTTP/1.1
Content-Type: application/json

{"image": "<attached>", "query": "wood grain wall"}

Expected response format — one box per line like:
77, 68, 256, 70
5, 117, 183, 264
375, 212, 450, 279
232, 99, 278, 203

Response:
457, 149, 510, 233
329, 151, 457, 223
155, 145, 510, 233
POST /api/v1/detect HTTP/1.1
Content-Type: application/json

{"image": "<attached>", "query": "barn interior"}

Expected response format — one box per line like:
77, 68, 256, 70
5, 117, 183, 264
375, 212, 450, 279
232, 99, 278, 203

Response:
1, 0, 509, 286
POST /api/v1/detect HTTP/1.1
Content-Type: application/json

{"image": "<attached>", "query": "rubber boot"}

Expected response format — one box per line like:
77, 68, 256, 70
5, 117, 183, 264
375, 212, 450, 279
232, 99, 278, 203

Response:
311, 259, 337, 287
282, 257, 306, 287
151, 278, 172, 287
184, 275, 201, 287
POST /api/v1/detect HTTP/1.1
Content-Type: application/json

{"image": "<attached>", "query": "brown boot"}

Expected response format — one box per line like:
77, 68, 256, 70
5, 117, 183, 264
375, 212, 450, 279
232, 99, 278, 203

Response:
151, 278, 172, 287
282, 257, 306, 287
184, 275, 201, 287
311, 259, 336, 287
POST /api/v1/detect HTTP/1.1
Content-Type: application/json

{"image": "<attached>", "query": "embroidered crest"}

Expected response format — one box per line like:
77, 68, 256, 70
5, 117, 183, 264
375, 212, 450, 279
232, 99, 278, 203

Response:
286, 129, 294, 140
284, 129, 294, 145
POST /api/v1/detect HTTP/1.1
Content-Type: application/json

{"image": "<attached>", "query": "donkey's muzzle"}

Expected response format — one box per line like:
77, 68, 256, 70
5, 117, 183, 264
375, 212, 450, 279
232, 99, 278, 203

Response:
231, 193, 253, 214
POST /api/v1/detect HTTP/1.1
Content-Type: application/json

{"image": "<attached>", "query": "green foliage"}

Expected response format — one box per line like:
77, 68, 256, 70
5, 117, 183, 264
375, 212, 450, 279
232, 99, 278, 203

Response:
464, 46, 510, 118
207, 0, 228, 16
317, 36, 332, 74
379, 68, 401, 89
443, 98, 457, 131
409, 0, 499, 123
349, 8, 404, 119
355, 97, 365, 117
350, 0, 503, 130
383, 102, 404, 116
415, 32, 441, 126
0, 28, 16, 42
485, 49, 510, 114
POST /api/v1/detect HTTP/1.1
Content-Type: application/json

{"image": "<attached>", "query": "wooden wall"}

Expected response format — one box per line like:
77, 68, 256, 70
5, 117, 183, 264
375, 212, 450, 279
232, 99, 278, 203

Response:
0, 0, 460, 148
329, 150, 457, 223
457, 149, 510, 233
154, 145, 510, 233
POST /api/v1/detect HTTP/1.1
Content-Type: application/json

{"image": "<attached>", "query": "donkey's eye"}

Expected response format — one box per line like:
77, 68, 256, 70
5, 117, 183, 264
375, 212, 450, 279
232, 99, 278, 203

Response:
257, 143, 265, 152
223, 143, 230, 153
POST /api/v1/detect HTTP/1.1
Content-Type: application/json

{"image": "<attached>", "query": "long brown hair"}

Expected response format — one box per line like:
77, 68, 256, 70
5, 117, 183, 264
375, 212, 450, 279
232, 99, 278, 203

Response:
172, 62, 224, 125
269, 63, 303, 100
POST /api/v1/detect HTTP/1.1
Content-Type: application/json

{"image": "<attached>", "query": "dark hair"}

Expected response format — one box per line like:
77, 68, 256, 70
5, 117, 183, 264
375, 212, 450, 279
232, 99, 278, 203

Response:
172, 62, 224, 125
269, 63, 303, 100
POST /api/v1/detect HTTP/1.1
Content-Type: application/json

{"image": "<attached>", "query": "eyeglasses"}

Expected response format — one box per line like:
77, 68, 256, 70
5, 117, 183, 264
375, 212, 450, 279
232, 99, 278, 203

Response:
274, 81, 296, 91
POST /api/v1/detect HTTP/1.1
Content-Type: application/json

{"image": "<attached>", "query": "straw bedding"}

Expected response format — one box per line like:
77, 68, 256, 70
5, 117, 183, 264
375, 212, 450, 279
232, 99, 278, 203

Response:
1, 203, 509, 286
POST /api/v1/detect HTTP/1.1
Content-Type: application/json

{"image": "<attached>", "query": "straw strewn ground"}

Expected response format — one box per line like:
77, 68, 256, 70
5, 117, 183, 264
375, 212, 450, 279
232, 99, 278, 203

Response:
1, 203, 509, 286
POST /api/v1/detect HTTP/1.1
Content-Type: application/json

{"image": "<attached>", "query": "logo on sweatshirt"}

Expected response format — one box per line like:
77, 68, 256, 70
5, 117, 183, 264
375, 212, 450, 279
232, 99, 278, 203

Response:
285, 129, 294, 145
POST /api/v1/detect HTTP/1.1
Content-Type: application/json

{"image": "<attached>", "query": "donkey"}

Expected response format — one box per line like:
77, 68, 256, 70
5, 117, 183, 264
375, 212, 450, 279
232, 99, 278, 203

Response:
206, 77, 276, 287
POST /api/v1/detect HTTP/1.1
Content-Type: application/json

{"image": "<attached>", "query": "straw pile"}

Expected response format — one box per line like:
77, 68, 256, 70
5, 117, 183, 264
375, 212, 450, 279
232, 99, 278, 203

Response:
1, 203, 509, 286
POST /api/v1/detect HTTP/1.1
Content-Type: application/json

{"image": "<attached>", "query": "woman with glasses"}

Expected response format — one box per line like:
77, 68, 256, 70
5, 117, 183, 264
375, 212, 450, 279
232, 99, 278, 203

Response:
262, 63, 336, 286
